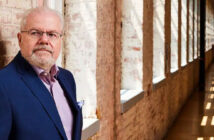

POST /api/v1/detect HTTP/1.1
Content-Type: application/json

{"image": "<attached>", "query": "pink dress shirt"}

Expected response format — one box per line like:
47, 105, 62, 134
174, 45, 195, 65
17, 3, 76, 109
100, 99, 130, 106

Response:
32, 65, 73, 140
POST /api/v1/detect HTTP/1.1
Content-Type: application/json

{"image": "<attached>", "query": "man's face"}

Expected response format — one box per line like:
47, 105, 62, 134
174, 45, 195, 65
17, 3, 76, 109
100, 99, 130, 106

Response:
17, 11, 62, 70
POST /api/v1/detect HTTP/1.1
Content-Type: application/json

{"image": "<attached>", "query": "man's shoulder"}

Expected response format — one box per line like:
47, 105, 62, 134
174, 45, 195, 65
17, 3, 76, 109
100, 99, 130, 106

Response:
0, 61, 17, 80
58, 67, 75, 81
58, 67, 73, 75
0, 52, 22, 78
0, 60, 16, 73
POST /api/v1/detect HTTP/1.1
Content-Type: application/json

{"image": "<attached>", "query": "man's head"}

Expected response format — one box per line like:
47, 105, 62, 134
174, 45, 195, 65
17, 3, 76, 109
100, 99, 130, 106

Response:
17, 7, 63, 72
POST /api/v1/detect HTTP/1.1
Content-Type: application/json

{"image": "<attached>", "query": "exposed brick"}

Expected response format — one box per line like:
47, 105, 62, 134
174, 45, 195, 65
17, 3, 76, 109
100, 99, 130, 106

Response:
11, 9, 25, 25
37, 0, 44, 7
4, 0, 32, 9
0, 7, 12, 24
0, 55, 14, 69
0, 24, 19, 39
0, 0, 214, 140
0, 0, 35, 68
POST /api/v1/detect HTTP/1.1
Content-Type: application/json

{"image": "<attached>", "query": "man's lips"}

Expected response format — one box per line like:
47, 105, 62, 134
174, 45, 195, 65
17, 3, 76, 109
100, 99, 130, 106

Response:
33, 49, 53, 54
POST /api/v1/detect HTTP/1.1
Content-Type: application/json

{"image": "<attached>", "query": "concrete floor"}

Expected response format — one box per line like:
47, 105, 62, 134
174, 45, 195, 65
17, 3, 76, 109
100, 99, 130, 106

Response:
165, 65, 214, 140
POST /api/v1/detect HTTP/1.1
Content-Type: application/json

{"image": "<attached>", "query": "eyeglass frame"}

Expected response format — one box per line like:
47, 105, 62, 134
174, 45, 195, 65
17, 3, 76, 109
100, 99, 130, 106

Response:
20, 29, 63, 40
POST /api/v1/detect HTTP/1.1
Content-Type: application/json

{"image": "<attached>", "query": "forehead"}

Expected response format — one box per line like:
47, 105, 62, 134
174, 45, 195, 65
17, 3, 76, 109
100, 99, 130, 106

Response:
25, 11, 61, 31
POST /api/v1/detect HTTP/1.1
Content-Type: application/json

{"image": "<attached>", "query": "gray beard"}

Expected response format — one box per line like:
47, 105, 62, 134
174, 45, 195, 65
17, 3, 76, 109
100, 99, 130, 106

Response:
23, 52, 55, 72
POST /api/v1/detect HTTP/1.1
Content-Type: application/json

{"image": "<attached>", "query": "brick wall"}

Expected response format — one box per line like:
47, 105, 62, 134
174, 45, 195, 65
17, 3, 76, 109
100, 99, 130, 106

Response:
0, 0, 37, 68
95, 0, 116, 138
0, 0, 214, 140
91, 0, 214, 140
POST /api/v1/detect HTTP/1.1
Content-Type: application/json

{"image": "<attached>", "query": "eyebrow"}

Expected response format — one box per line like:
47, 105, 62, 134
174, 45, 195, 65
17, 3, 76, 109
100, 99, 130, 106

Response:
28, 28, 61, 33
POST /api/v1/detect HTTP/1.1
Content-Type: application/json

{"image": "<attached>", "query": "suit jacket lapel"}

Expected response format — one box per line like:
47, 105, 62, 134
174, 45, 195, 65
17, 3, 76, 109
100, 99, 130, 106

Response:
14, 53, 67, 140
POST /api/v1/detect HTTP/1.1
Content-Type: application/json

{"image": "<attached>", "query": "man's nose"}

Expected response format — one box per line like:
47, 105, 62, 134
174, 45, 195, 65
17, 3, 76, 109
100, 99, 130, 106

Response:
38, 33, 49, 44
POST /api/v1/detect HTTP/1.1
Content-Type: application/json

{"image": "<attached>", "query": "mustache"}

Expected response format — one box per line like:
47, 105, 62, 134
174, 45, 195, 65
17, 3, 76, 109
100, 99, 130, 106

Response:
33, 45, 53, 54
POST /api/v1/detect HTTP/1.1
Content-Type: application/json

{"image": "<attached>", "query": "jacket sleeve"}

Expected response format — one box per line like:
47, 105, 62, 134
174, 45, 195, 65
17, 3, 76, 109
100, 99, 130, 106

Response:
0, 91, 12, 140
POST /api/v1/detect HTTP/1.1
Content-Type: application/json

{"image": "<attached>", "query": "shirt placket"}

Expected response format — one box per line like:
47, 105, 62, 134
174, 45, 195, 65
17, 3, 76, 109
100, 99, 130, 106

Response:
41, 72, 54, 96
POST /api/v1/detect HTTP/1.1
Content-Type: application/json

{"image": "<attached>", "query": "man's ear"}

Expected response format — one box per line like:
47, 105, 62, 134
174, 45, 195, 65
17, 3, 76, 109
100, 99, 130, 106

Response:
17, 33, 22, 46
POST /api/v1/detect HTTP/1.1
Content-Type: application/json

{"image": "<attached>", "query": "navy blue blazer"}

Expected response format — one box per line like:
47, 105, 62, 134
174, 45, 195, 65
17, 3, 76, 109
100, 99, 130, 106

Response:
0, 52, 82, 140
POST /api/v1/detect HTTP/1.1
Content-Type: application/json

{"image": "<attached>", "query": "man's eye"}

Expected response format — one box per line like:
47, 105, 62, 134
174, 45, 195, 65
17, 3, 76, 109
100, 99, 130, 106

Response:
48, 33, 57, 38
30, 31, 41, 36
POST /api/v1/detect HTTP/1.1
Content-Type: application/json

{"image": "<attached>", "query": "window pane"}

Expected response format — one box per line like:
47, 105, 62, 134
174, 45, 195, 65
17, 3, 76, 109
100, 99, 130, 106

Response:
181, 0, 187, 66
121, 0, 143, 90
189, 1, 193, 62
197, 0, 200, 57
194, 0, 198, 59
153, 0, 165, 83
64, 0, 97, 118
171, 0, 178, 72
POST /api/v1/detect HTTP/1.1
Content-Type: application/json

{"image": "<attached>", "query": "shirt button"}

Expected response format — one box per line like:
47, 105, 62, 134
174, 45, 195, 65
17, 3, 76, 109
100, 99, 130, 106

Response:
43, 72, 48, 76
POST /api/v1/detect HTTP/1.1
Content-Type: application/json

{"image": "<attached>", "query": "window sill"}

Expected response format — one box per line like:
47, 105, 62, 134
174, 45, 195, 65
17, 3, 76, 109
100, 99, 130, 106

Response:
152, 76, 166, 91
181, 62, 187, 67
120, 89, 144, 113
152, 75, 165, 84
82, 118, 100, 140
170, 69, 179, 76
181, 63, 187, 68
170, 68, 178, 73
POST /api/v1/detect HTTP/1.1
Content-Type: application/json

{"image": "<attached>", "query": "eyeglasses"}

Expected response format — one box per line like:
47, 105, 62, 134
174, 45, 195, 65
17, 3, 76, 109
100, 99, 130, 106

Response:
21, 29, 63, 40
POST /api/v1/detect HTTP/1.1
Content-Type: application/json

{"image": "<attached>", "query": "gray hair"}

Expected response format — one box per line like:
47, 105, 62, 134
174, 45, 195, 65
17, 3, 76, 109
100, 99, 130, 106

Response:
20, 7, 64, 31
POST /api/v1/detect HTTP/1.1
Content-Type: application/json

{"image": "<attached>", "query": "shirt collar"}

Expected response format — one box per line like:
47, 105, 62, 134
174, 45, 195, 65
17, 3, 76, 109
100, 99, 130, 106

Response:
32, 64, 59, 78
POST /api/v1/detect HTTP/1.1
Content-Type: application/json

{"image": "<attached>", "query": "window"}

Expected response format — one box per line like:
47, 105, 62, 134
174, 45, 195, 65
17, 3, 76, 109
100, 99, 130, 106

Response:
206, 22, 213, 51
153, 0, 165, 83
188, 0, 193, 62
193, 0, 198, 59
205, 4, 214, 52
120, 0, 143, 113
121, 0, 143, 90
181, 0, 187, 66
170, 0, 178, 72
211, 18, 214, 48
197, 0, 200, 57
64, 0, 97, 118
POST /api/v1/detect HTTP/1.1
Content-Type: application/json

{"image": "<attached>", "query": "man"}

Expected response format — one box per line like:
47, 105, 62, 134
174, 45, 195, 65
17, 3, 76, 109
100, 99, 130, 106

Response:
0, 7, 82, 140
